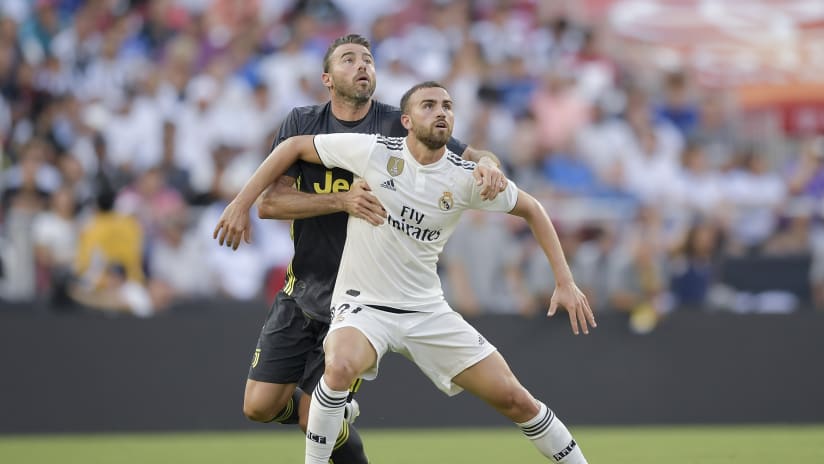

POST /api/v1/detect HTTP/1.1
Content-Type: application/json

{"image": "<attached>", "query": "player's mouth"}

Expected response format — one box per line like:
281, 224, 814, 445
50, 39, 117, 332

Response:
355, 74, 371, 84
434, 120, 448, 129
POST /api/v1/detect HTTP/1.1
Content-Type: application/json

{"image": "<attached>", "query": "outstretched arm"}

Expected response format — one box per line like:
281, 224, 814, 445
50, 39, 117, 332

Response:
213, 135, 320, 249
509, 190, 596, 335
257, 176, 386, 225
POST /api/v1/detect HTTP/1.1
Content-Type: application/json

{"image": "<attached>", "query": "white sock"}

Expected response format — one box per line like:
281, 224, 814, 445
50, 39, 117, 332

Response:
305, 376, 349, 464
516, 402, 587, 463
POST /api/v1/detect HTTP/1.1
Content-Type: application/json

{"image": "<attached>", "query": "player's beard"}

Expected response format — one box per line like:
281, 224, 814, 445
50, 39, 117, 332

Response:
332, 75, 375, 107
413, 120, 451, 150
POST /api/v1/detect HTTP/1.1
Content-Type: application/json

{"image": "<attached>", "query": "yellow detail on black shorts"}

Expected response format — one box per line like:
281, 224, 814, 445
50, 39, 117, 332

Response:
349, 378, 363, 393
333, 421, 350, 450
251, 348, 261, 368
284, 261, 295, 295
273, 397, 294, 423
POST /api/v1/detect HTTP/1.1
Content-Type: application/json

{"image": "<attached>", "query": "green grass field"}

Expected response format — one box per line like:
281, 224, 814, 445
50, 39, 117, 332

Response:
2, 426, 822, 463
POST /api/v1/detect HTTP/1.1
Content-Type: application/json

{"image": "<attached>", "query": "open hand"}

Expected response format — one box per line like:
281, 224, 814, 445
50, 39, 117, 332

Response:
213, 201, 252, 250
548, 282, 597, 335
473, 157, 507, 201
343, 180, 386, 226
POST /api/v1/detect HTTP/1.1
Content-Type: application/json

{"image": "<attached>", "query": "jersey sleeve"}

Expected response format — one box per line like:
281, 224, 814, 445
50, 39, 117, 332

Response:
468, 178, 519, 213
272, 109, 301, 150
272, 109, 302, 178
313, 133, 377, 177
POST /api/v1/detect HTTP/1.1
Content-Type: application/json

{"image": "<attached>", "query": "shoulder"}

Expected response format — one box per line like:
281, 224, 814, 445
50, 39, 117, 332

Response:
286, 103, 328, 123
371, 100, 407, 137
372, 100, 401, 116
444, 150, 477, 173
375, 135, 404, 150
443, 150, 479, 197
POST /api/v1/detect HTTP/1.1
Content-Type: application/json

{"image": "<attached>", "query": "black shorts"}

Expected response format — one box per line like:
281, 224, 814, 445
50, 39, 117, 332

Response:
248, 292, 328, 391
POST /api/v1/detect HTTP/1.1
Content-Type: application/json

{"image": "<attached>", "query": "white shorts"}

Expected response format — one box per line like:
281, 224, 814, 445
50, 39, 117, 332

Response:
326, 300, 497, 396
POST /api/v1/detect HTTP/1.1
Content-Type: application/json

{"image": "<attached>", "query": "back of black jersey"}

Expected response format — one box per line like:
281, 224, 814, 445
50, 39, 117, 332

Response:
273, 100, 465, 322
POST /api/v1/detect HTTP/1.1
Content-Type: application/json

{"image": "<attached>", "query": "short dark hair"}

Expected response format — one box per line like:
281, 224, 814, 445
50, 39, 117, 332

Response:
400, 81, 447, 114
323, 34, 371, 73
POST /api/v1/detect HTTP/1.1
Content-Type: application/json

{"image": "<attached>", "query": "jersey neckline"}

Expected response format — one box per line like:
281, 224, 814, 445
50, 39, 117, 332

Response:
401, 138, 451, 171
330, 100, 375, 128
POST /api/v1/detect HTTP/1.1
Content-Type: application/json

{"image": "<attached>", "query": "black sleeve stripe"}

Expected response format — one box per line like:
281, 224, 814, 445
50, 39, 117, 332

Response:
446, 152, 476, 171
376, 135, 404, 149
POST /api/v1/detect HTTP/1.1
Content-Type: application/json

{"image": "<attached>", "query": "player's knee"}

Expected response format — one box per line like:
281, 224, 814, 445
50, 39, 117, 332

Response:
323, 356, 360, 391
242, 398, 283, 423
494, 386, 538, 420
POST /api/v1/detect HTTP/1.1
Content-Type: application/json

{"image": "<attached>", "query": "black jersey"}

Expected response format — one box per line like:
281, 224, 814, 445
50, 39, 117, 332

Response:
273, 100, 467, 322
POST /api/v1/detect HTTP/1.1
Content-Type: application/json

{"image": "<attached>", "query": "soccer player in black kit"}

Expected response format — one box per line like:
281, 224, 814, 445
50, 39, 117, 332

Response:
227, 34, 506, 463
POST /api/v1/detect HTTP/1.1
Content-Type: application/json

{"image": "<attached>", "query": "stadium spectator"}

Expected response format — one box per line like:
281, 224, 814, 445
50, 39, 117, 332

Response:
786, 136, 824, 201
115, 165, 185, 246
147, 206, 213, 302
529, 68, 591, 154
74, 187, 143, 288
676, 142, 725, 217
669, 219, 723, 310
654, 70, 699, 137
32, 185, 77, 298
0, 143, 48, 301
724, 146, 787, 253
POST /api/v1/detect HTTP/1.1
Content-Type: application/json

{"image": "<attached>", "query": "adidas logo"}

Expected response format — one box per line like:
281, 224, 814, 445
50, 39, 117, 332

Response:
380, 179, 396, 191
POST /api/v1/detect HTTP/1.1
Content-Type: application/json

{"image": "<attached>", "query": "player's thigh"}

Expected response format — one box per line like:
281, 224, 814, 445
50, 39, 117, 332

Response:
451, 351, 523, 401
248, 293, 324, 385
324, 327, 378, 386
325, 303, 393, 384
402, 310, 497, 396
452, 351, 537, 421
243, 379, 297, 414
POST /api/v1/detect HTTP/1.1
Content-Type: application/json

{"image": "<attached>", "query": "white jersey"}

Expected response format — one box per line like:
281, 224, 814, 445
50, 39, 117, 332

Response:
314, 133, 519, 310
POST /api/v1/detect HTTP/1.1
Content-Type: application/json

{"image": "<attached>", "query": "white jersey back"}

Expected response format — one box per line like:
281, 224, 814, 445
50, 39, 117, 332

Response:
314, 133, 518, 310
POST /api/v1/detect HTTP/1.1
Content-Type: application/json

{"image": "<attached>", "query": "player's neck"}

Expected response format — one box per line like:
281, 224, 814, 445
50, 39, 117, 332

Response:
330, 97, 372, 122
405, 136, 445, 166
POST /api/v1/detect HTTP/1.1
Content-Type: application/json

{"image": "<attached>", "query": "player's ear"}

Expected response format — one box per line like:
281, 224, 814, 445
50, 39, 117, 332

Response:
401, 114, 412, 130
321, 72, 332, 90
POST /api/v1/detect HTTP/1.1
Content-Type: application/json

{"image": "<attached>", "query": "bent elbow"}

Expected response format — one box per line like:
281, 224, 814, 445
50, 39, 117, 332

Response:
257, 200, 279, 219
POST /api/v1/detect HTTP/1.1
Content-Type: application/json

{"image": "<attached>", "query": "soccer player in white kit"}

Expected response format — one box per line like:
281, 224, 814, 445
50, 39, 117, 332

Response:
215, 82, 596, 463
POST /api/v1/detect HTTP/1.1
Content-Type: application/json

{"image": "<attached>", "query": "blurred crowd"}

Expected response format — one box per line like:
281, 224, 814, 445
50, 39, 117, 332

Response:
1, 0, 822, 324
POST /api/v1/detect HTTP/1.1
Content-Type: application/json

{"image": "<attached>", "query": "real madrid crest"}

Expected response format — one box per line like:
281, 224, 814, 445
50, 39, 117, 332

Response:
439, 191, 454, 211
387, 156, 405, 177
